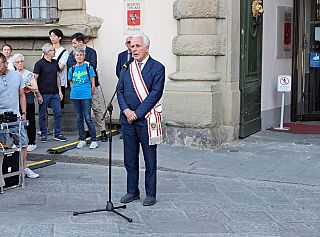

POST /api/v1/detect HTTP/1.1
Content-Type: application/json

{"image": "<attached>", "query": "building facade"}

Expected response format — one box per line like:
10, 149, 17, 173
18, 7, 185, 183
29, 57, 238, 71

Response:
2, 0, 313, 149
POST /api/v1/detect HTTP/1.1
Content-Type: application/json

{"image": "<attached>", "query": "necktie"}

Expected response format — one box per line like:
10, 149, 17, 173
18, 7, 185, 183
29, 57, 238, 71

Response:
138, 62, 143, 70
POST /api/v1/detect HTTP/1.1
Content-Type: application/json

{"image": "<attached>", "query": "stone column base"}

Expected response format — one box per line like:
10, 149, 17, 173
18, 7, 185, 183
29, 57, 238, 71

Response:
163, 124, 237, 149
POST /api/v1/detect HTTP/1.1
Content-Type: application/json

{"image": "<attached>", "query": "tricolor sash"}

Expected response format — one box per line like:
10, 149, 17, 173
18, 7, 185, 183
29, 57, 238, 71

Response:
129, 60, 163, 145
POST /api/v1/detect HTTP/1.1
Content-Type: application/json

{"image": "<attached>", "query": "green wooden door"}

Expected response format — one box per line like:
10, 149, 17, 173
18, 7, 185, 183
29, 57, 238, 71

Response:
239, 0, 263, 138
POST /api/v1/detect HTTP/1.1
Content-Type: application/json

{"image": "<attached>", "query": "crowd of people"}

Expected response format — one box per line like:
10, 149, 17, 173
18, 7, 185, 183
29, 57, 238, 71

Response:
0, 32, 165, 206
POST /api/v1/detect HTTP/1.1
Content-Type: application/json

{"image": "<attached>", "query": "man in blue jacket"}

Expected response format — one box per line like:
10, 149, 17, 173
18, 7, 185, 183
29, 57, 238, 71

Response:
67, 33, 108, 142
117, 34, 165, 206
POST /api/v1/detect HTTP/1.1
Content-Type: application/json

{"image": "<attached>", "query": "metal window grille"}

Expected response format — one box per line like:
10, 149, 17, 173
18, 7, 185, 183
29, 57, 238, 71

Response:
0, 0, 58, 20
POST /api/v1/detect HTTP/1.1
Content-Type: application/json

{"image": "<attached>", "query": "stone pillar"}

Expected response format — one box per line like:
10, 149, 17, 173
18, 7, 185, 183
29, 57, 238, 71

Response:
163, 0, 240, 149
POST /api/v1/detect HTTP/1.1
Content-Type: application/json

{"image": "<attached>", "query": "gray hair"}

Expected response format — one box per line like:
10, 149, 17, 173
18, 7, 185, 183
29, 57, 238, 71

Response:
73, 47, 86, 56
133, 34, 150, 47
42, 43, 53, 54
12, 53, 24, 63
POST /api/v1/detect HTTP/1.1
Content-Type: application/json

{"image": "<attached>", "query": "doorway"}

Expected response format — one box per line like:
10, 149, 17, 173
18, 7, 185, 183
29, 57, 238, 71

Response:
292, 0, 320, 121
239, 0, 263, 138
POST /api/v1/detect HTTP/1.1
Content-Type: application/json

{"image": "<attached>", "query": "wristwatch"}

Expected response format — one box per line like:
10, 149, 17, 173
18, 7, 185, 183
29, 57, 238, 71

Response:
21, 112, 27, 115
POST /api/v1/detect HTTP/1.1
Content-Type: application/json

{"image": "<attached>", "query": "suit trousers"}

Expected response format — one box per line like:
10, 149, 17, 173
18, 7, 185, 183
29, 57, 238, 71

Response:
121, 123, 157, 198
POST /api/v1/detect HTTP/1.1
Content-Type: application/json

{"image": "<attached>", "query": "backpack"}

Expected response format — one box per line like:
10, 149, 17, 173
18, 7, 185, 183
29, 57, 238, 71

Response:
57, 49, 66, 62
56, 49, 67, 72
71, 63, 91, 80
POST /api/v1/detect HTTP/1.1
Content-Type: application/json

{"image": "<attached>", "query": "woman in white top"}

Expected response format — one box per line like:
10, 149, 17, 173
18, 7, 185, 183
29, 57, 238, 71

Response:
12, 53, 40, 152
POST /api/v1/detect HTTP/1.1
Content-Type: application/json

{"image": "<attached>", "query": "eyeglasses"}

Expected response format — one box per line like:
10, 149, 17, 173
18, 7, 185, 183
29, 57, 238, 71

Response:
14, 60, 24, 64
48, 49, 55, 52
1, 74, 7, 87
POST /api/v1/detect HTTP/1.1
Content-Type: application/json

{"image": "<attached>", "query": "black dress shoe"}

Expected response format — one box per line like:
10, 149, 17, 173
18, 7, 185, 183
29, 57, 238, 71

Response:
143, 196, 156, 206
120, 193, 140, 203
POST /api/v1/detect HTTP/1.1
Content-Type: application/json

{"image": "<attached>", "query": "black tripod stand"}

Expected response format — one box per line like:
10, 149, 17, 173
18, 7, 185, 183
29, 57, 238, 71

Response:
73, 65, 132, 222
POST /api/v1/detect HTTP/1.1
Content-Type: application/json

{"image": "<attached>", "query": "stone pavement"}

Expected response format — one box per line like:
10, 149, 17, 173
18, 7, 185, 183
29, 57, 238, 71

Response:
0, 130, 320, 236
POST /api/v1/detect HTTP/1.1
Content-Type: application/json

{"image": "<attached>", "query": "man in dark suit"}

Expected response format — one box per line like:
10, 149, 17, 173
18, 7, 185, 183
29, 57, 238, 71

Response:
117, 35, 165, 206
116, 36, 133, 139
116, 36, 133, 79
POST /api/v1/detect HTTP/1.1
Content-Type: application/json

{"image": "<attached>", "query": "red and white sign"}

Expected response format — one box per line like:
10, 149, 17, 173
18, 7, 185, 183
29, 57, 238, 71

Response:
127, 10, 140, 26
124, 0, 144, 34
277, 75, 291, 92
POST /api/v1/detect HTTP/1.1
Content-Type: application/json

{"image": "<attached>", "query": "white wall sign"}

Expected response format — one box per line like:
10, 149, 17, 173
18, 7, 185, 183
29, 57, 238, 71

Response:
124, 0, 144, 34
277, 75, 291, 92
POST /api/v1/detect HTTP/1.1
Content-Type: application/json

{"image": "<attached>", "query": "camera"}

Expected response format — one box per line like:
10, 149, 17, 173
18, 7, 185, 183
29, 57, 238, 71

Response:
0, 112, 18, 123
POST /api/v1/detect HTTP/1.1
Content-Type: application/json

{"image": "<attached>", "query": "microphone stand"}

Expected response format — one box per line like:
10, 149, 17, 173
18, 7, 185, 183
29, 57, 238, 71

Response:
73, 64, 132, 222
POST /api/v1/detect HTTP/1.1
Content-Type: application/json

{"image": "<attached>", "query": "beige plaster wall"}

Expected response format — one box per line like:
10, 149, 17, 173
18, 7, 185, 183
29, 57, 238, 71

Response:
261, 0, 293, 129
85, 0, 177, 115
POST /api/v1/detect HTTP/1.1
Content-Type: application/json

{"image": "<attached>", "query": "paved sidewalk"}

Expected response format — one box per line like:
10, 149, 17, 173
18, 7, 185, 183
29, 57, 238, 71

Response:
0, 130, 319, 236
29, 130, 320, 186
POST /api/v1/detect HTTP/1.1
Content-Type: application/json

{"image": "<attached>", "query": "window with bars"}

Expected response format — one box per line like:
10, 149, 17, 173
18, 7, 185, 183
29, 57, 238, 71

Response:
0, 0, 58, 21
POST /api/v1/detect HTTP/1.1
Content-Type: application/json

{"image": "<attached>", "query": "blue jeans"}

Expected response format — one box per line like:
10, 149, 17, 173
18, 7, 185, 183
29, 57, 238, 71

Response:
71, 99, 96, 141
38, 94, 61, 137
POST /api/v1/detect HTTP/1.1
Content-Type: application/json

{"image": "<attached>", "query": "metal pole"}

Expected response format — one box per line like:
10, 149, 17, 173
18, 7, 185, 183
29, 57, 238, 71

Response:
280, 92, 285, 129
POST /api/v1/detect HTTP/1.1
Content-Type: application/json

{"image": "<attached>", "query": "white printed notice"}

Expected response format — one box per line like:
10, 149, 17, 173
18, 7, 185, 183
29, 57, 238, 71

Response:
277, 75, 291, 92
124, 0, 144, 34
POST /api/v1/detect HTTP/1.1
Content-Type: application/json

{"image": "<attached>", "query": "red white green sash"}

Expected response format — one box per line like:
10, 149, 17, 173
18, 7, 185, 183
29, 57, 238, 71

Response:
129, 60, 163, 145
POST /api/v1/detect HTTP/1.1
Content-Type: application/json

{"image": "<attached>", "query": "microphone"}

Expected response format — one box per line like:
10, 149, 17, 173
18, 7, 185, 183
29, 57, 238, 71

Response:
122, 57, 134, 69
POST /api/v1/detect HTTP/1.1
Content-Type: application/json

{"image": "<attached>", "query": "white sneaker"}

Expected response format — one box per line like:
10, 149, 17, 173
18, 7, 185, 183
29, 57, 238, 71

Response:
27, 144, 37, 152
24, 168, 39, 179
89, 141, 98, 149
77, 140, 87, 149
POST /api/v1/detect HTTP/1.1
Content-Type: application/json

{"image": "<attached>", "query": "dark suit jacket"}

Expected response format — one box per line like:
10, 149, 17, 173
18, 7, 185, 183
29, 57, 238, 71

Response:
116, 50, 131, 79
117, 57, 165, 126
67, 46, 100, 87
